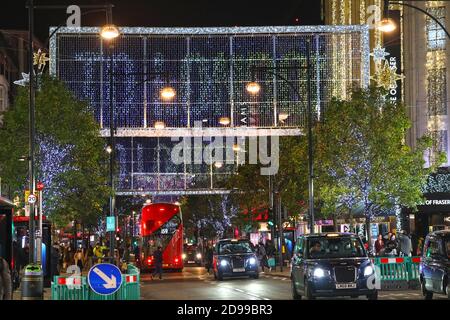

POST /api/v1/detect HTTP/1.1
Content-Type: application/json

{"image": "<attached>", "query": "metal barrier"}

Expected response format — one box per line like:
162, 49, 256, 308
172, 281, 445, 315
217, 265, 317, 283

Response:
371, 256, 422, 290
51, 264, 140, 300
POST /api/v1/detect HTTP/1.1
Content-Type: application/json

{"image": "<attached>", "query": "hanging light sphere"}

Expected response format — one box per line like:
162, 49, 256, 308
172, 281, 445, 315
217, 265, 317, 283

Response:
106, 145, 113, 154
278, 112, 289, 122
100, 24, 120, 40
160, 86, 176, 101
154, 121, 166, 129
214, 162, 224, 168
246, 81, 261, 94
232, 144, 241, 152
219, 117, 231, 126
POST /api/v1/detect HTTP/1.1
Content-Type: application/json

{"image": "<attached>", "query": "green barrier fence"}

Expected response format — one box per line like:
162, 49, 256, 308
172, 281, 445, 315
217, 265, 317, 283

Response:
51, 264, 140, 300
372, 256, 421, 282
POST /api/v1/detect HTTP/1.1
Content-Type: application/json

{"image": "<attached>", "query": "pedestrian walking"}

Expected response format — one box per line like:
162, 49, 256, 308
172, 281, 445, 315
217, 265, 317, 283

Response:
385, 234, 398, 256
257, 242, 267, 272
397, 231, 412, 257
85, 245, 94, 270
74, 248, 84, 271
205, 245, 214, 273
265, 240, 276, 271
0, 256, 12, 300
93, 243, 104, 264
51, 243, 61, 278
375, 234, 385, 256
151, 246, 163, 280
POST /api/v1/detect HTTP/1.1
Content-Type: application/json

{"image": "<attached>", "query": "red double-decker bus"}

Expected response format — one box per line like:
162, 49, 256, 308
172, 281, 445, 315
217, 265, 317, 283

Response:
139, 203, 183, 271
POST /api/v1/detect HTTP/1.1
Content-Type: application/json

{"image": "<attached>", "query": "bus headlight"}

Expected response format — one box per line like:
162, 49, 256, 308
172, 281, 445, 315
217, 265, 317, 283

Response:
364, 265, 374, 276
196, 253, 202, 259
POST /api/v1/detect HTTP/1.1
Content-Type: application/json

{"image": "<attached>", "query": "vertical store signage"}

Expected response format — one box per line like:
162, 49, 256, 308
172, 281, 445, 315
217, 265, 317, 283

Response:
383, 9, 402, 102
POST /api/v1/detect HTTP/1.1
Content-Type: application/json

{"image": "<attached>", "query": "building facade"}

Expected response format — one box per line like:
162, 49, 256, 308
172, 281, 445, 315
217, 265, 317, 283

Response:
323, 0, 450, 237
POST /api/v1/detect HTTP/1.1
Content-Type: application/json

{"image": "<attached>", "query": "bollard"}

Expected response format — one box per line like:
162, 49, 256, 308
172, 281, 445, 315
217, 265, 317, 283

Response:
21, 264, 44, 300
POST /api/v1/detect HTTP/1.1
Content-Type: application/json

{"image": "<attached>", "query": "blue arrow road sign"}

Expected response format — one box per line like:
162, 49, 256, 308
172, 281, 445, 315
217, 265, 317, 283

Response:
88, 263, 123, 295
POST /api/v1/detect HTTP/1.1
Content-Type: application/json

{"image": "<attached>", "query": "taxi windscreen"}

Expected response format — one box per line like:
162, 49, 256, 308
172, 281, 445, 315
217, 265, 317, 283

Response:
218, 241, 253, 255
306, 236, 366, 259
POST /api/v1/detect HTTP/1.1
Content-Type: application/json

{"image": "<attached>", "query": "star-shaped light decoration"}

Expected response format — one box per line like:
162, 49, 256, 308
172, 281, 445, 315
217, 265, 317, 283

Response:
13, 72, 30, 87
33, 49, 50, 71
371, 60, 405, 90
370, 45, 390, 64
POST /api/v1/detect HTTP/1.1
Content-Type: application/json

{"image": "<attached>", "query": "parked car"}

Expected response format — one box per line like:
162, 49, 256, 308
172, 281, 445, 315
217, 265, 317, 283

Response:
213, 238, 259, 280
291, 233, 378, 300
420, 230, 450, 300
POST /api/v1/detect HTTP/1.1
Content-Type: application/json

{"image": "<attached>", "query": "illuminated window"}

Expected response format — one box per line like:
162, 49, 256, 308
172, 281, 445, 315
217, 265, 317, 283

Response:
428, 130, 448, 164
426, 7, 446, 50
427, 67, 447, 116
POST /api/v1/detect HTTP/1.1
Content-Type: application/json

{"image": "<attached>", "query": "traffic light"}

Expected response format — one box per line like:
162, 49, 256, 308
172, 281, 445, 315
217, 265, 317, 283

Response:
267, 207, 274, 226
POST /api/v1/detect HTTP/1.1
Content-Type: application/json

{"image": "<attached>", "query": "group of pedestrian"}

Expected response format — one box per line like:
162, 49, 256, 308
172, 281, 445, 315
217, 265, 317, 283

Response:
374, 230, 413, 257
256, 240, 276, 272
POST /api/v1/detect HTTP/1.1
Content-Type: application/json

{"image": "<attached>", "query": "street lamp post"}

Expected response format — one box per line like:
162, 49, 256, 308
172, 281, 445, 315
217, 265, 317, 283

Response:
100, 25, 120, 264
246, 40, 315, 234
25, 0, 116, 265
27, 0, 36, 264
379, 0, 450, 40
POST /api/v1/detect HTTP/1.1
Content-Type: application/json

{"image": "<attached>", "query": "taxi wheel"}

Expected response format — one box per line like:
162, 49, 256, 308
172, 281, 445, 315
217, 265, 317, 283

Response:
251, 273, 259, 279
217, 272, 224, 281
291, 279, 302, 300
421, 278, 433, 300
304, 280, 315, 300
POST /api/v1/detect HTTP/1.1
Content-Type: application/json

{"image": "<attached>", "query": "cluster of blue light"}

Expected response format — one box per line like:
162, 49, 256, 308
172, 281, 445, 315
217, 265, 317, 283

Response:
53, 27, 368, 192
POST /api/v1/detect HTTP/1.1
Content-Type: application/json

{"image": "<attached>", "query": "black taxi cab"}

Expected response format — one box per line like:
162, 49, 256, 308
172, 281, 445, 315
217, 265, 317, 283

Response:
213, 238, 259, 281
420, 230, 450, 300
291, 233, 378, 300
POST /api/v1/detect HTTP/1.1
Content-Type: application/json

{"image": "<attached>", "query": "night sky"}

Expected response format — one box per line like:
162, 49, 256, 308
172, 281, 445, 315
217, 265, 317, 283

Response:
0, 0, 323, 43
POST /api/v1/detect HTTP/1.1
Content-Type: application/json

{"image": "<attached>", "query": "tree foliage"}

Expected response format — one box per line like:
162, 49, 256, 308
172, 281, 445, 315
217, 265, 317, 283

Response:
0, 75, 109, 227
315, 87, 445, 238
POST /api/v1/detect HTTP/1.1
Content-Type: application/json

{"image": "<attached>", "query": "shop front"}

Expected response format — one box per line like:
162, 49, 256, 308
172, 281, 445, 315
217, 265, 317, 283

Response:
407, 193, 450, 239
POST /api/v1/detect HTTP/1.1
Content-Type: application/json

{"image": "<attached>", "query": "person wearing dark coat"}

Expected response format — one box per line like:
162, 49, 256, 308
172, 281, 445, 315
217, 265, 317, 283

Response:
0, 257, 12, 300
151, 246, 163, 280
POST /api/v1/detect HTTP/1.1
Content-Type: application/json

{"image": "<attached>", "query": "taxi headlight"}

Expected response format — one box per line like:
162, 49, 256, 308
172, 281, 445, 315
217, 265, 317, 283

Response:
196, 253, 202, 259
248, 257, 256, 265
364, 265, 374, 276
220, 259, 228, 267
313, 268, 326, 278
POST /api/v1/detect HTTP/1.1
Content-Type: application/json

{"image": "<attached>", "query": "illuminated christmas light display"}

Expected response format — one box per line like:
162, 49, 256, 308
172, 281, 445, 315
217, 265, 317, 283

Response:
50, 26, 369, 194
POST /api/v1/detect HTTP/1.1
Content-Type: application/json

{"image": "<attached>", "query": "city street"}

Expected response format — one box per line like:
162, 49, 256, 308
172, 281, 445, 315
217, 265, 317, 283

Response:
140, 267, 446, 300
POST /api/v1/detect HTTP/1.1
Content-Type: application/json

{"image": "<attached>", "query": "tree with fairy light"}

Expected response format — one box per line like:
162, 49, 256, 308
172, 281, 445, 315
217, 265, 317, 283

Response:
0, 75, 109, 227
315, 87, 445, 245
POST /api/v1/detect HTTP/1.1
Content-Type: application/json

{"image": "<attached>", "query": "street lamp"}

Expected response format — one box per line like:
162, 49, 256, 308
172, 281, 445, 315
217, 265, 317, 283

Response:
101, 21, 120, 263
26, 1, 115, 262
246, 41, 315, 238
100, 24, 120, 40
379, 0, 450, 41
